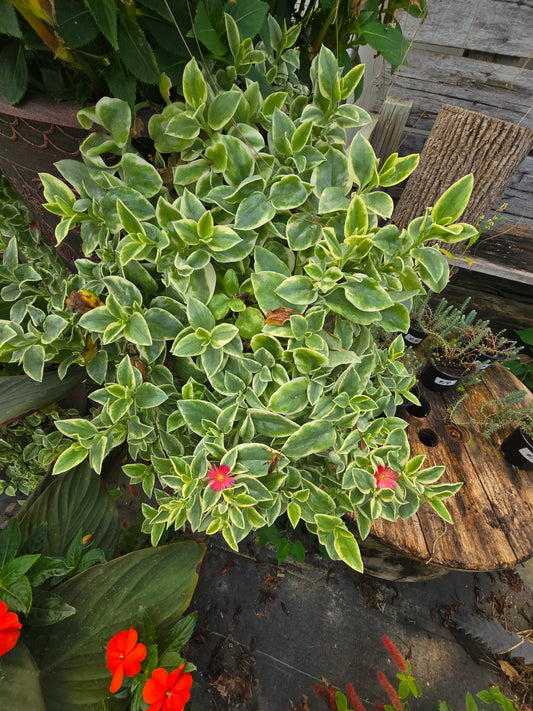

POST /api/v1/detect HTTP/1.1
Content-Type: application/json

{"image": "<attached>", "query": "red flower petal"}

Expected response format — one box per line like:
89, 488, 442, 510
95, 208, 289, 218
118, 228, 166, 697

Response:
0, 600, 22, 658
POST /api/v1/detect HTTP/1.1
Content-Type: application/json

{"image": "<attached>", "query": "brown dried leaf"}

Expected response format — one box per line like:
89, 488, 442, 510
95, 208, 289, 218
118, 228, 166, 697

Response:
264, 307, 298, 325
66, 289, 103, 313
498, 659, 520, 683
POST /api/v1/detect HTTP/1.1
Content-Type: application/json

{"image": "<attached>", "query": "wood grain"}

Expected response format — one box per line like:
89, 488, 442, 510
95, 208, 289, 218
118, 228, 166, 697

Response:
401, 0, 533, 58
366, 364, 533, 571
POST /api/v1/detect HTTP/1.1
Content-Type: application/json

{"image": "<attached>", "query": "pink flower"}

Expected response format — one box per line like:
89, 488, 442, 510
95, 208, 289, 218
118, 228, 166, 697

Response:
374, 465, 399, 490
207, 464, 235, 491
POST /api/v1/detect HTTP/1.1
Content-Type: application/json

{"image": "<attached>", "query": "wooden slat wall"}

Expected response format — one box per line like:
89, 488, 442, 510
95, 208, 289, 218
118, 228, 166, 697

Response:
371, 0, 533, 284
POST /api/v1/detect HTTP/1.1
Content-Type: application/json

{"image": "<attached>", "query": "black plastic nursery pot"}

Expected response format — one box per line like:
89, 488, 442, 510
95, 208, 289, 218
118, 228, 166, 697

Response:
404, 324, 427, 346
419, 352, 470, 392
500, 427, 533, 470
475, 352, 504, 371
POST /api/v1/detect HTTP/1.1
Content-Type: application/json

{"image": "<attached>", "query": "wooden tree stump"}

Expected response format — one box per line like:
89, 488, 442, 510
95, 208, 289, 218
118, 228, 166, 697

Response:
392, 105, 533, 244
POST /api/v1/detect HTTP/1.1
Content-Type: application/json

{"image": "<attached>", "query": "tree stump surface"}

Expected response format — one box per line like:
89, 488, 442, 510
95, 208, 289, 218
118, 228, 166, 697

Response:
366, 364, 533, 572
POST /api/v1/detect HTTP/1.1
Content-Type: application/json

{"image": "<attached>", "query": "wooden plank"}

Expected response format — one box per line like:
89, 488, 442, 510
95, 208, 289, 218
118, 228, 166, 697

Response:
442, 271, 533, 332
369, 97, 412, 164
369, 364, 533, 570
401, 0, 533, 58
374, 50, 533, 130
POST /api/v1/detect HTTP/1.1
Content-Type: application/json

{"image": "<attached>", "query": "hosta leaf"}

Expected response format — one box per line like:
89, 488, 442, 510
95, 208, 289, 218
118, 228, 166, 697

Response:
0, 369, 84, 427
17, 464, 119, 560
0, 643, 46, 711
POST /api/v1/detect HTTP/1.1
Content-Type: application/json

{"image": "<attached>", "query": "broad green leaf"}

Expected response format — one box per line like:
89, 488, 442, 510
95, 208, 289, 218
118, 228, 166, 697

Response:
118, 14, 160, 84
29, 541, 204, 711
282, 421, 336, 458
0, 41, 27, 105
225, 0, 269, 39
17, 464, 119, 560
84, 0, 118, 48
413, 247, 449, 292
125, 312, 153, 346
0, 369, 84, 427
268, 378, 309, 415
192, 0, 226, 55
0, 643, 46, 711
0, 0, 21, 37
269, 175, 309, 210
0, 518, 20, 568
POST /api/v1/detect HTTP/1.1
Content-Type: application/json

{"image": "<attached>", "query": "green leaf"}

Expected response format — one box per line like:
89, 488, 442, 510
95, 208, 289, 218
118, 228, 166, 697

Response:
413, 247, 449, 292
18, 464, 119, 560
188, 296, 215, 331
0, 643, 46, 711
192, 1, 226, 55
333, 528, 363, 571
0, 519, 21, 568
235, 192, 275, 230
178, 400, 221, 436
379, 303, 410, 332
118, 13, 160, 84
432, 174, 474, 226
282, 421, 336, 459
358, 21, 409, 70
207, 90, 242, 130
268, 378, 309, 415
0, 568, 32, 613
182, 58, 208, 109
22, 344, 45, 382
345, 276, 393, 312
78, 306, 116, 333
55, 418, 99, 440
269, 175, 309, 210
0, 0, 21, 37
136, 382, 168, 409
249, 409, 299, 437
121, 153, 163, 198
226, 0, 269, 39
84, 0, 118, 48
27, 590, 76, 626
29, 542, 204, 711
0, 41, 28, 105
348, 132, 378, 190
125, 312, 153, 346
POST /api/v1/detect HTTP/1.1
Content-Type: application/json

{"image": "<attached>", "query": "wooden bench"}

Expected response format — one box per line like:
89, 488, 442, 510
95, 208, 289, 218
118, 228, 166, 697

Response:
347, 364, 533, 581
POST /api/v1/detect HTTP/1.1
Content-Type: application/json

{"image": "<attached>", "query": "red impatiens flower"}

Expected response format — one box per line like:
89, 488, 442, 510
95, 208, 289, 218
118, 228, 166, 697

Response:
207, 464, 235, 491
374, 464, 399, 490
106, 626, 147, 693
0, 599, 22, 658
143, 664, 193, 711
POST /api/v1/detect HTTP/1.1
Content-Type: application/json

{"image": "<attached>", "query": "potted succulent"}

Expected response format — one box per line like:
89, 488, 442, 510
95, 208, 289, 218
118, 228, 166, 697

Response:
0, 23, 478, 572
450, 390, 533, 471
419, 330, 482, 391
475, 328, 521, 370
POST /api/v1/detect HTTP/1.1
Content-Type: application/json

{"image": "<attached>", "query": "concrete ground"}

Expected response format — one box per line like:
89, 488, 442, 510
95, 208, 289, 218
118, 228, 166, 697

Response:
186, 537, 533, 711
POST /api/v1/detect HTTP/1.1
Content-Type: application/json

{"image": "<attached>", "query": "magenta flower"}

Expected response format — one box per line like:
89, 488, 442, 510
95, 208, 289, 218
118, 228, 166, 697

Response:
207, 464, 235, 491
374, 465, 399, 490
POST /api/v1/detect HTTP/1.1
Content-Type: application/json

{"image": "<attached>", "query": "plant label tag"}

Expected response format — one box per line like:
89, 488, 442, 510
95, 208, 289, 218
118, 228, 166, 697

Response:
405, 333, 423, 344
518, 447, 533, 463
434, 376, 457, 386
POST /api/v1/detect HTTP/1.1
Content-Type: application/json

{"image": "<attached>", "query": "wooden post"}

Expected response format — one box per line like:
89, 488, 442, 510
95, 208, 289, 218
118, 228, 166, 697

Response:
369, 97, 412, 165
392, 105, 533, 238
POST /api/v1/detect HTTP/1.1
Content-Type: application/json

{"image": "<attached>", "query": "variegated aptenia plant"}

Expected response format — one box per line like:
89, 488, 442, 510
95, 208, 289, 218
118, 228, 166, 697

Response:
0, 19, 478, 571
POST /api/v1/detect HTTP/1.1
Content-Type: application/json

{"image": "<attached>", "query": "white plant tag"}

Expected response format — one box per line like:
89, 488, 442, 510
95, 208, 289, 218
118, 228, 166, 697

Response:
434, 376, 457, 386
405, 333, 423, 344
518, 447, 533, 463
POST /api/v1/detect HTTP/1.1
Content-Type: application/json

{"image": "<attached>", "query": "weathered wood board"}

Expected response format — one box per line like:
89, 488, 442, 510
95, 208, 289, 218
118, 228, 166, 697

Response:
375, 50, 533, 131
402, 0, 533, 58
366, 364, 533, 572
